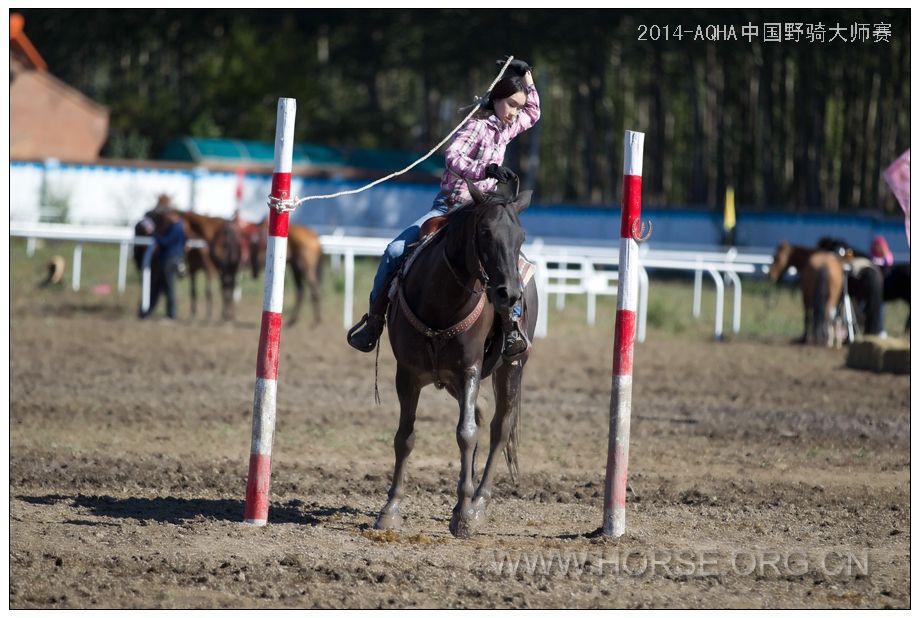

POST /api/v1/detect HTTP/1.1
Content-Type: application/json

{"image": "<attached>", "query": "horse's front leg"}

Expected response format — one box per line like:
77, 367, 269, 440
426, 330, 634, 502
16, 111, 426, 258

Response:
449, 366, 482, 538
287, 263, 305, 327
205, 269, 214, 321
307, 271, 322, 325
801, 295, 813, 344
189, 270, 198, 318
471, 359, 523, 526
376, 366, 421, 530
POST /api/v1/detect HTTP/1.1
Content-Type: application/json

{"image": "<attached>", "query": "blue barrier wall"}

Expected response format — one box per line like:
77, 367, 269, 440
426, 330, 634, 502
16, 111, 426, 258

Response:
11, 161, 909, 259
289, 178, 910, 259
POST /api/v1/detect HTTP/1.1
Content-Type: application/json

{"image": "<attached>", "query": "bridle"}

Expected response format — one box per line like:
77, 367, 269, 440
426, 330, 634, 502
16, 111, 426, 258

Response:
441, 239, 490, 297
441, 204, 499, 297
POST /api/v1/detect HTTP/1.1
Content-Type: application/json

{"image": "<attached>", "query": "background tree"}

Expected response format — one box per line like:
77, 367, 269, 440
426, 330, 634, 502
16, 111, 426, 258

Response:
17, 8, 910, 214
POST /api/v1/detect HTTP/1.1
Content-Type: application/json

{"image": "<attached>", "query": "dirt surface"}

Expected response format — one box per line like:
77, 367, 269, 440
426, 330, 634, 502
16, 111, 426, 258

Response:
9, 296, 910, 608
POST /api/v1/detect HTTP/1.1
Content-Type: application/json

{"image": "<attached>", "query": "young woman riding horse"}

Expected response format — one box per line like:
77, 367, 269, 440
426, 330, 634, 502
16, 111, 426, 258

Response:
347, 56, 539, 359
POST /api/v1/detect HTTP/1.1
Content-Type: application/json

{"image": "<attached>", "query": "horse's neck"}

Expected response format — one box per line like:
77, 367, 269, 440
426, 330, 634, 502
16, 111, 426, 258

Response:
183, 212, 216, 241
403, 222, 481, 322
445, 221, 477, 279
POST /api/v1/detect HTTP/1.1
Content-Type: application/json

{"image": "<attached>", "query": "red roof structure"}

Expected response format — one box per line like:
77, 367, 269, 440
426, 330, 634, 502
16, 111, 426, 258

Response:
10, 12, 47, 71
10, 13, 110, 162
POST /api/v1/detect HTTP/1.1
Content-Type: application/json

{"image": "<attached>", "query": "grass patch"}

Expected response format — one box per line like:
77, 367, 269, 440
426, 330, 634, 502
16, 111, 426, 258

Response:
10, 238, 910, 344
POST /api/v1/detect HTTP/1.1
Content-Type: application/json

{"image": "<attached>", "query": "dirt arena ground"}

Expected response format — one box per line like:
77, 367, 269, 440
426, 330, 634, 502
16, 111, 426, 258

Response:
9, 288, 910, 608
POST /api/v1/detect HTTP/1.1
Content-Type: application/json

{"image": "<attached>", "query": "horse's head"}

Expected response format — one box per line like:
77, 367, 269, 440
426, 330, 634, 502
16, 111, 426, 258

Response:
465, 180, 533, 312
767, 241, 793, 283
210, 221, 242, 320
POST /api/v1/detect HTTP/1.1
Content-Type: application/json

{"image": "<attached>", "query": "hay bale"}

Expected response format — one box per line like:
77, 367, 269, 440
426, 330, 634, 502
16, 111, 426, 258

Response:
846, 335, 910, 374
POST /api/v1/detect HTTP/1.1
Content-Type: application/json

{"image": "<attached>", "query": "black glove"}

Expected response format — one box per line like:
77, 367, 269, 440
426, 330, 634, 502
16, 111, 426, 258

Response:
496, 55, 532, 77
485, 163, 517, 184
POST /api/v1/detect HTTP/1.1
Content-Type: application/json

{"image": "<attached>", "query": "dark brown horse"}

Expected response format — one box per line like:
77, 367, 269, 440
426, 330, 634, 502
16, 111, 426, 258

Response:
178, 210, 242, 321
375, 181, 537, 538
768, 242, 845, 346
245, 220, 324, 326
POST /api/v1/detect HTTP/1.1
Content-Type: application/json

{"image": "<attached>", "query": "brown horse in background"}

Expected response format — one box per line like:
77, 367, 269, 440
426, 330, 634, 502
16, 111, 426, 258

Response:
245, 219, 324, 326
178, 210, 242, 321
768, 242, 845, 346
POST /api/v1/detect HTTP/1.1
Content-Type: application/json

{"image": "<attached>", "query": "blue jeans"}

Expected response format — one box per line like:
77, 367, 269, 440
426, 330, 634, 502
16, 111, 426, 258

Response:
146, 254, 182, 319
369, 193, 452, 304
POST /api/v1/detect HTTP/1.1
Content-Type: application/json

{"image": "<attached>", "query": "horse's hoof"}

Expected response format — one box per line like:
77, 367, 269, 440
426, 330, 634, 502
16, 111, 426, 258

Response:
449, 515, 474, 539
471, 496, 489, 521
375, 511, 402, 530
449, 507, 480, 539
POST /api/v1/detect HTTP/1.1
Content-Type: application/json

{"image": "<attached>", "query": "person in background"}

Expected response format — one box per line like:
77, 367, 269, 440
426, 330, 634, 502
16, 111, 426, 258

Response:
347, 56, 540, 358
142, 204, 186, 320
870, 235, 894, 268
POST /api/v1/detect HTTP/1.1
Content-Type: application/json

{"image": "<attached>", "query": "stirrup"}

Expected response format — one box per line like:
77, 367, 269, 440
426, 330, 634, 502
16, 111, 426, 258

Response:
501, 327, 531, 360
347, 313, 385, 352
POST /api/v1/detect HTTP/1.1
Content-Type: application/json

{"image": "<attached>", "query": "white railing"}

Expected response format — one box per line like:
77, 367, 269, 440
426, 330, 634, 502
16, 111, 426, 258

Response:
11, 223, 776, 340
10, 223, 206, 305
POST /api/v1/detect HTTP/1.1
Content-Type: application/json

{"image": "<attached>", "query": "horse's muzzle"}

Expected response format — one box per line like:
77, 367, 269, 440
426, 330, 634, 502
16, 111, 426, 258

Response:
491, 284, 521, 310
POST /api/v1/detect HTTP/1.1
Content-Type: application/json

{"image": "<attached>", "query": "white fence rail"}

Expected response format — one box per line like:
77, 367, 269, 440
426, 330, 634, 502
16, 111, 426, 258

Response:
11, 223, 775, 340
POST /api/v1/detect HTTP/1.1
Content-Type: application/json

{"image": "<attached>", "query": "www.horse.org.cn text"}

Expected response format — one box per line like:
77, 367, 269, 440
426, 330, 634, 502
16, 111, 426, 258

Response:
477, 548, 872, 580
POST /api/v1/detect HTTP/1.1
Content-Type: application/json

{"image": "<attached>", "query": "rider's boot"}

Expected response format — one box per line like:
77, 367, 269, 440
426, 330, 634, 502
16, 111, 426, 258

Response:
347, 289, 391, 352
500, 310, 530, 360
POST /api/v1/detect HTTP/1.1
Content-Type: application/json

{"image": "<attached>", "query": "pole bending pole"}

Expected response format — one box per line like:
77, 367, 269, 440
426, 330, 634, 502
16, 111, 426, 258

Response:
602, 130, 644, 537
244, 98, 296, 526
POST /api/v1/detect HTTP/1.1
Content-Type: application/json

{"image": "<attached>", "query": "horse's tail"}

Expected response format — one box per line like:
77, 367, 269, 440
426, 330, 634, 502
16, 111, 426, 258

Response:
315, 241, 325, 285
813, 265, 829, 344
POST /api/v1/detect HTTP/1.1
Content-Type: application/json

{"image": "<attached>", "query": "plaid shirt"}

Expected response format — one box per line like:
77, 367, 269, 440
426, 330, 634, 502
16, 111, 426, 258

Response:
440, 83, 540, 204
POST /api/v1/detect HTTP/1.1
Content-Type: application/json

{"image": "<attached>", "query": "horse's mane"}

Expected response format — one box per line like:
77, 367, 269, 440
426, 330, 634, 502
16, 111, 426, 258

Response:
445, 190, 521, 232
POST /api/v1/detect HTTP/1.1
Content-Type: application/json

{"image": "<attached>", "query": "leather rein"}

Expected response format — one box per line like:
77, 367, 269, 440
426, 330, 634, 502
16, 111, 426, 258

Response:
396, 219, 491, 343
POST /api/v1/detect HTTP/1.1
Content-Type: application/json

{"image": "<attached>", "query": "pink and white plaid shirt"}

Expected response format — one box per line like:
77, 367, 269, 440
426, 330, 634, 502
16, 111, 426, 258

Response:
440, 83, 541, 204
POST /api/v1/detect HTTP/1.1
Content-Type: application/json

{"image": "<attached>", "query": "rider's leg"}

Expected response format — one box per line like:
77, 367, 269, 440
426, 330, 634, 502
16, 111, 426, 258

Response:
347, 206, 446, 352
500, 299, 529, 359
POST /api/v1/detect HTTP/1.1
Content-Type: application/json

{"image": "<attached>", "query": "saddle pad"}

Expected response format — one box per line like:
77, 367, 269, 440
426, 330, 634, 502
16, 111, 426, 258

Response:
519, 254, 536, 288
388, 227, 447, 302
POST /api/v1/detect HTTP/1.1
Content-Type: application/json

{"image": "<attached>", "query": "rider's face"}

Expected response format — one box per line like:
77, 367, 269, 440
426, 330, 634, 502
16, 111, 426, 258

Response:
493, 91, 527, 125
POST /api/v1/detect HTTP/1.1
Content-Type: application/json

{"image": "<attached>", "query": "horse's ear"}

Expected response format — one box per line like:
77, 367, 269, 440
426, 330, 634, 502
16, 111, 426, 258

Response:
511, 190, 533, 214
466, 179, 485, 205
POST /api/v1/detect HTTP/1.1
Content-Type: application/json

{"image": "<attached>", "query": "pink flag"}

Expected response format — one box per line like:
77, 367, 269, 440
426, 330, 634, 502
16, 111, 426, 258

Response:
884, 149, 910, 246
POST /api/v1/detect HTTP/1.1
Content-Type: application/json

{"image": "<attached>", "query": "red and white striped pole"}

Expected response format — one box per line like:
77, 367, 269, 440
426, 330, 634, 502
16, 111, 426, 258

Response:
602, 130, 644, 537
244, 98, 296, 526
